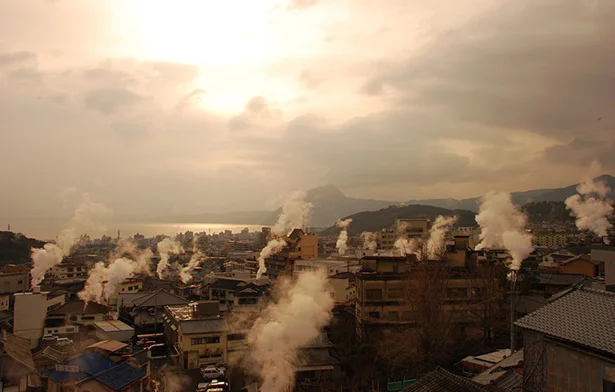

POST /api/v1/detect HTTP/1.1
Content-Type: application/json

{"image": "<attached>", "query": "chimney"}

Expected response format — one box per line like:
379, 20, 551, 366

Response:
32, 286, 41, 294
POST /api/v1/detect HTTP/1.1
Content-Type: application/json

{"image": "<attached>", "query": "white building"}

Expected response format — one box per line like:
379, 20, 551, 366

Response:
13, 288, 66, 348
294, 259, 353, 277
49, 262, 87, 279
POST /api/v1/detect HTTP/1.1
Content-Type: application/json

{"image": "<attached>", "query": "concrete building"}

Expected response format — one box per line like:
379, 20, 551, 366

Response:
293, 258, 353, 277
264, 229, 319, 279
108, 278, 144, 306
163, 301, 248, 369
379, 218, 431, 250
14, 287, 66, 348
0, 271, 29, 294
531, 233, 569, 248
49, 262, 87, 279
515, 286, 615, 391
354, 255, 488, 339
592, 245, 615, 292
329, 272, 356, 305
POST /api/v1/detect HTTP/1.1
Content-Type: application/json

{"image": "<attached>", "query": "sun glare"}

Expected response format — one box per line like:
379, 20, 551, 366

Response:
128, 0, 281, 67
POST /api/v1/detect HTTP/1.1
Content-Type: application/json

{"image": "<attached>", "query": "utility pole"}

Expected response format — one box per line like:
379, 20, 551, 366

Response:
509, 270, 518, 352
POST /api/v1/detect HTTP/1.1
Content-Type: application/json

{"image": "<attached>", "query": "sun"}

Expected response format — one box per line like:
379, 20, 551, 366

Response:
125, 0, 281, 67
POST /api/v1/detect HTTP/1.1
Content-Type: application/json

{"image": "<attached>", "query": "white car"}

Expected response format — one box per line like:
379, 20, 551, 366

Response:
56, 338, 73, 346
200, 366, 225, 380
42, 334, 58, 342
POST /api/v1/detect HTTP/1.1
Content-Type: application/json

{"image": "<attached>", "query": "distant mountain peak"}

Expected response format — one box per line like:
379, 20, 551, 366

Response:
306, 184, 346, 200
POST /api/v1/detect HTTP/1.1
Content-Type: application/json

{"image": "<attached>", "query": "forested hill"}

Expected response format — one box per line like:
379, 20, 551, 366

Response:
0, 231, 44, 266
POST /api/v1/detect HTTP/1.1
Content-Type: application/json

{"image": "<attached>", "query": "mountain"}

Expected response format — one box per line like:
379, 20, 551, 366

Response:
320, 205, 477, 237
407, 174, 615, 212
157, 185, 397, 227
521, 201, 575, 223
0, 231, 45, 266
306, 185, 398, 227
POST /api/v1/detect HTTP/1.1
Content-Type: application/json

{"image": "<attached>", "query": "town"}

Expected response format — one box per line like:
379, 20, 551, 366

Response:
0, 177, 614, 392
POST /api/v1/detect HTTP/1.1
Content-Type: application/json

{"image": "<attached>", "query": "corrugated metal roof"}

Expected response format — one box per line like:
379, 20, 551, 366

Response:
94, 362, 145, 390
515, 286, 615, 355
85, 340, 128, 352
180, 318, 228, 334
402, 368, 488, 392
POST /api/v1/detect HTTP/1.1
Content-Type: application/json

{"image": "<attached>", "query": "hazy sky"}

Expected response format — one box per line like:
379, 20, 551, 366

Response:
1, 0, 614, 232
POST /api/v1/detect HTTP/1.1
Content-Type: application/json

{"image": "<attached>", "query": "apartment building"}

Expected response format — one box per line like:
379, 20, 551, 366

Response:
49, 262, 87, 279
163, 301, 248, 369
14, 287, 66, 348
355, 255, 489, 339
380, 218, 431, 249
108, 278, 144, 305
531, 233, 569, 248
0, 271, 29, 294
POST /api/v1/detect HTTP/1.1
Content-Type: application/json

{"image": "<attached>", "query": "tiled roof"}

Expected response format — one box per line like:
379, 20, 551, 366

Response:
537, 273, 591, 286
208, 278, 246, 291
94, 362, 145, 390
33, 346, 68, 364
515, 286, 615, 355
132, 289, 189, 308
403, 368, 488, 392
0, 330, 35, 373
49, 300, 109, 315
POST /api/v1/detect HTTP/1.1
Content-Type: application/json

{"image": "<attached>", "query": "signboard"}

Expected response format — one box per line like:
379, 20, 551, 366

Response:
55, 364, 79, 373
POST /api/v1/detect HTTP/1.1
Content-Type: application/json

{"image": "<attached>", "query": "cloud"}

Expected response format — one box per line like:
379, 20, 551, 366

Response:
83, 88, 146, 115
0, 51, 37, 67
174, 88, 206, 113
288, 0, 319, 10
229, 96, 280, 131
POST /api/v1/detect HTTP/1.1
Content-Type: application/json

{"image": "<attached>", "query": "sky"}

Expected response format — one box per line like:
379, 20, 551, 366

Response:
1, 0, 614, 234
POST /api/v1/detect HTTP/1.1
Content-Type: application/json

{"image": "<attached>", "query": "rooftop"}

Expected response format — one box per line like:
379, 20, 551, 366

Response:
94, 320, 134, 333
180, 318, 228, 334
0, 330, 35, 374
49, 300, 109, 316
85, 340, 128, 353
515, 286, 615, 355
402, 367, 487, 392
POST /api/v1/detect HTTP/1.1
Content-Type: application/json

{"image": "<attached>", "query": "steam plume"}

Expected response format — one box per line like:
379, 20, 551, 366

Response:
256, 191, 313, 279
565, 171, 613, 244
335, 218, 352, 255
426, 215, 457, 259
360, 231, 378, 250
394, 238, 422, 258
78, 256, 145, 304
475, 192, 533, 270
179, 235, 204, 283
156, 238, 184, 279
248, 270, 333, 392
30, 195, 111, 288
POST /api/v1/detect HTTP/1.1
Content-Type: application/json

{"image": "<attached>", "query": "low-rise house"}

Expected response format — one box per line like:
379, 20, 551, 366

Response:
539, 253, 602, 277
108, 279, 144, 306
515, 286, 615, 391
401, 367, 488, 392
163, 301, 248, 369
47, 299, 110, 326
0, 330, 37, 391
0, 270, 29, 294
33, 346, 68, 373
46, 351, 148, 392
470, 349, 523, 390
529, 272, 593, 296
49, 262, 88, 280
94, 320, 135, 342
118, 289, 189, 333
207, 278, 268, 307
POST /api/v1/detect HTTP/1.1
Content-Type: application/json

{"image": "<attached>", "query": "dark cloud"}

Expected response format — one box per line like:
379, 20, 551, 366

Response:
83, 88, 145, 115
362, 0, 615, 139
544, 137, 615, 167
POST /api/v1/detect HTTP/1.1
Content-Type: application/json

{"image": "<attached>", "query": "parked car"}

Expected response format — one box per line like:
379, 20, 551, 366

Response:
200, 366, 225, 380
56, 338, 73, 346
205, 380, 229, 392
196, 382, 210, 392
42, 334, 58, 342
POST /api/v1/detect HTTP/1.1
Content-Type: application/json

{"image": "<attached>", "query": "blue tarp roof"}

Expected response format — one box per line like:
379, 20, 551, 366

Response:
95, 362, 146, 390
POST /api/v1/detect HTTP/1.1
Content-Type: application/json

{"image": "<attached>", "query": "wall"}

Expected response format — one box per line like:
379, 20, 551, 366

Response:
0, 295, 8, 311
44, 324, 78, 336
14, 291, 49, 348
561, 260, 596, 277
592, 247, 615, 291
0, 272, 29, 294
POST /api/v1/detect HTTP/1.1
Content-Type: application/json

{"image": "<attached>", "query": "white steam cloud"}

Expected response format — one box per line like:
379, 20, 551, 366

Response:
335, 218, 352, 255
565, 169, 613, 244
360, 231, 378, 250
30, 195, 111, 288
78, 256, 145, 305
475, 192, 533, 270
179, 235, 204, 283
427, 215, 457, 259
256, 191, 313, 279
394, 238, 422, 258
248, 270, 333, 392
156, 238, 184, 279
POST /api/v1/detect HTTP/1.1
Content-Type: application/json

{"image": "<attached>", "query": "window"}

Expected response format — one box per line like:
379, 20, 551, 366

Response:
388, 288, 404, 299
191, 336, 221, 345
17, 279, 23, 284
368, 312, 380, 319
366, 289, 383, 300
387, 311, 399, 321
447, 288, 468, 298
228, 333, 246, 341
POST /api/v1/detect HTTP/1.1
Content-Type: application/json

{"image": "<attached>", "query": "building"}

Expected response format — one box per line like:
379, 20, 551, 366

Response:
538, 253, 601, 277
0, 295, 8, 311
592, 245, 615, 292
94, 320, 135, 342
45, 351, 148, 392
49, 262, 87, 279
293, 258, 353, 277
14, 287, 66, 348
47, 300, 110, 326
108, 278, 144, 306
515, 286, 615, 391
0, 330, 36, 392
0, 271, 29, 294
163, 301, 248, 369
531, 233, 569, 248
329, 272, 357, 305
401, 367, 488, 392
264, 229, 319, 279
380, 218, 431, 250
355, 255, 489, 339
117, 289, 189, 333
